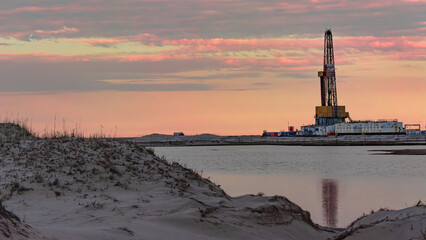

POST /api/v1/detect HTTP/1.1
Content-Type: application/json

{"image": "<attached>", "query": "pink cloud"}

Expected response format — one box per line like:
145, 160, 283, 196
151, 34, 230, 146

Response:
68, 38, 126, 46
68, 33, 162, 47
0, 6, 65, 15
310, 0, 336, 3
273, 0, 425, 14
34, 27, 79, 36
165, 36, 425, 62
387, 27, 426, 34
1, 34, 424, 65
162, 38, 324, 52
0, 5, 99, 15
223, 57, 318, 69
1, 26, 80, 41
390, 53, 426, 60
158, 36, 426, 60
404, 0, 426, 2
114, 55, 199, 62
201, 10, 219, 15
0, 53, 91, 62
277, 2, 312, 13
0, 52, 205, 64
336, 36, 426, 50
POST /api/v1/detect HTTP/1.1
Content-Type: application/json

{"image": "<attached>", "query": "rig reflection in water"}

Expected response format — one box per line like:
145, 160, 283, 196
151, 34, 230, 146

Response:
322, 179, 339, 227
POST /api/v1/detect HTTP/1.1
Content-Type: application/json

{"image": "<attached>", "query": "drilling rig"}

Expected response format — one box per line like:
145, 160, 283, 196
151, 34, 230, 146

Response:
299, 29, 405, 136
315, 29, 349, 126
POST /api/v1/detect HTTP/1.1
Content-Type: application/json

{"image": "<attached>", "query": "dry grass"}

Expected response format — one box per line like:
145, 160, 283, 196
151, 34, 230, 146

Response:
0, 116, 119, 141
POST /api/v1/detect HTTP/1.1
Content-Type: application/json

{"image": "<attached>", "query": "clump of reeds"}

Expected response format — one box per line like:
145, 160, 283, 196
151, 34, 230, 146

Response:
0, 116, 36, 141
0, 114, 119, 141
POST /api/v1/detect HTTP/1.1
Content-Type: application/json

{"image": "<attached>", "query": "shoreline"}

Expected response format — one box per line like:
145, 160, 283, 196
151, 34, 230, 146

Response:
0, 137, 424, 239
132, 134, 426, 147
0, 124, 424, 239
369, 149, 426, 155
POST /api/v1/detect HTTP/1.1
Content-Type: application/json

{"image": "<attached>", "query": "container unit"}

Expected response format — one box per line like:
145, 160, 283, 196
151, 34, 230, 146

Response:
335, 121, 404, 135
279, 131, 297, 136
301, 125, 315, 136
335, 122, 363, 134
406, 130, 421, 135
325, 125, 336, 135
405, 124, 421, 135
313, 126, 327, 136
362, 121, 403, 134
263, 131, 296, 137
301, 125, 335, 136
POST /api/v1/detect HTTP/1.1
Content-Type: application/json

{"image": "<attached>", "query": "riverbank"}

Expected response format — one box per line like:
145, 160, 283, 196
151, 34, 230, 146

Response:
134, 134, 426, 146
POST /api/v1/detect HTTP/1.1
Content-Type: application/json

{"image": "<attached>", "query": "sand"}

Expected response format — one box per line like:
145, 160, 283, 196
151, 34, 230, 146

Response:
0, 138, 333, 240
0, 133, 424, 239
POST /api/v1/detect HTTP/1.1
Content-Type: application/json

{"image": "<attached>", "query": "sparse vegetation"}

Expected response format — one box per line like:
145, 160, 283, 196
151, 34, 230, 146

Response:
0, 201, 32, 238
0, 115, 122, 142
0, 117, 424, 239
146, 147, 155, 155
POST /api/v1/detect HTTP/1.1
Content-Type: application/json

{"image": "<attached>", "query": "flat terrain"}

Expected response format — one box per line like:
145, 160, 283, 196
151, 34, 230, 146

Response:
0, 124, 425, 240
370, 149, 426, 155
0, 138, 334, 240
0, 138, 424, 240
134, 134, 426, 146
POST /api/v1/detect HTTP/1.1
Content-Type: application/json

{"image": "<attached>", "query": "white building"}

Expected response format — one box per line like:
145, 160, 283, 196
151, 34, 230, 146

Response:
335, 120, 403, 135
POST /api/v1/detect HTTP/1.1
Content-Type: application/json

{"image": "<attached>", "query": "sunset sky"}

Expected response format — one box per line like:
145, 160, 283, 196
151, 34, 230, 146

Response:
1, 0, 425, 136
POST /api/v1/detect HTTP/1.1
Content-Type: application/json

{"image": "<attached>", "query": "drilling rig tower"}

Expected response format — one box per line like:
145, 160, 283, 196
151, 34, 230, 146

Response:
316, 29, 349, 126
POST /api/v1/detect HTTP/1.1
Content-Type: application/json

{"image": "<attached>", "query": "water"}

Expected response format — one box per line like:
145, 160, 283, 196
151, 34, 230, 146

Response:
153, 145, 426, 227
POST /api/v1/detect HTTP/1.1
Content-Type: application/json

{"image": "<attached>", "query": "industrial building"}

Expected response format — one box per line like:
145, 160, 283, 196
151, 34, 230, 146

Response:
263, 29, 422, 137
335, 121, 404, 135
297, 30, 409, 136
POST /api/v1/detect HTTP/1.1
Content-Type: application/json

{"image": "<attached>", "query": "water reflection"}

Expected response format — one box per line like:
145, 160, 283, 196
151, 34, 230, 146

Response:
322, 179, 338, 227
154, 146, 426, 227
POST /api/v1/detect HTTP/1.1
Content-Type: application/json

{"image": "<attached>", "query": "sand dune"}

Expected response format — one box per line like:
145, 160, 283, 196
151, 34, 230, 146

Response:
0, 138, 332, 240
0, 124, 424, 239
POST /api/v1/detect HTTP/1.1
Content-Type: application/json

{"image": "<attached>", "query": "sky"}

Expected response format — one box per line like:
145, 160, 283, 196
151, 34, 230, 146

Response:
0, 0, 425, 136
